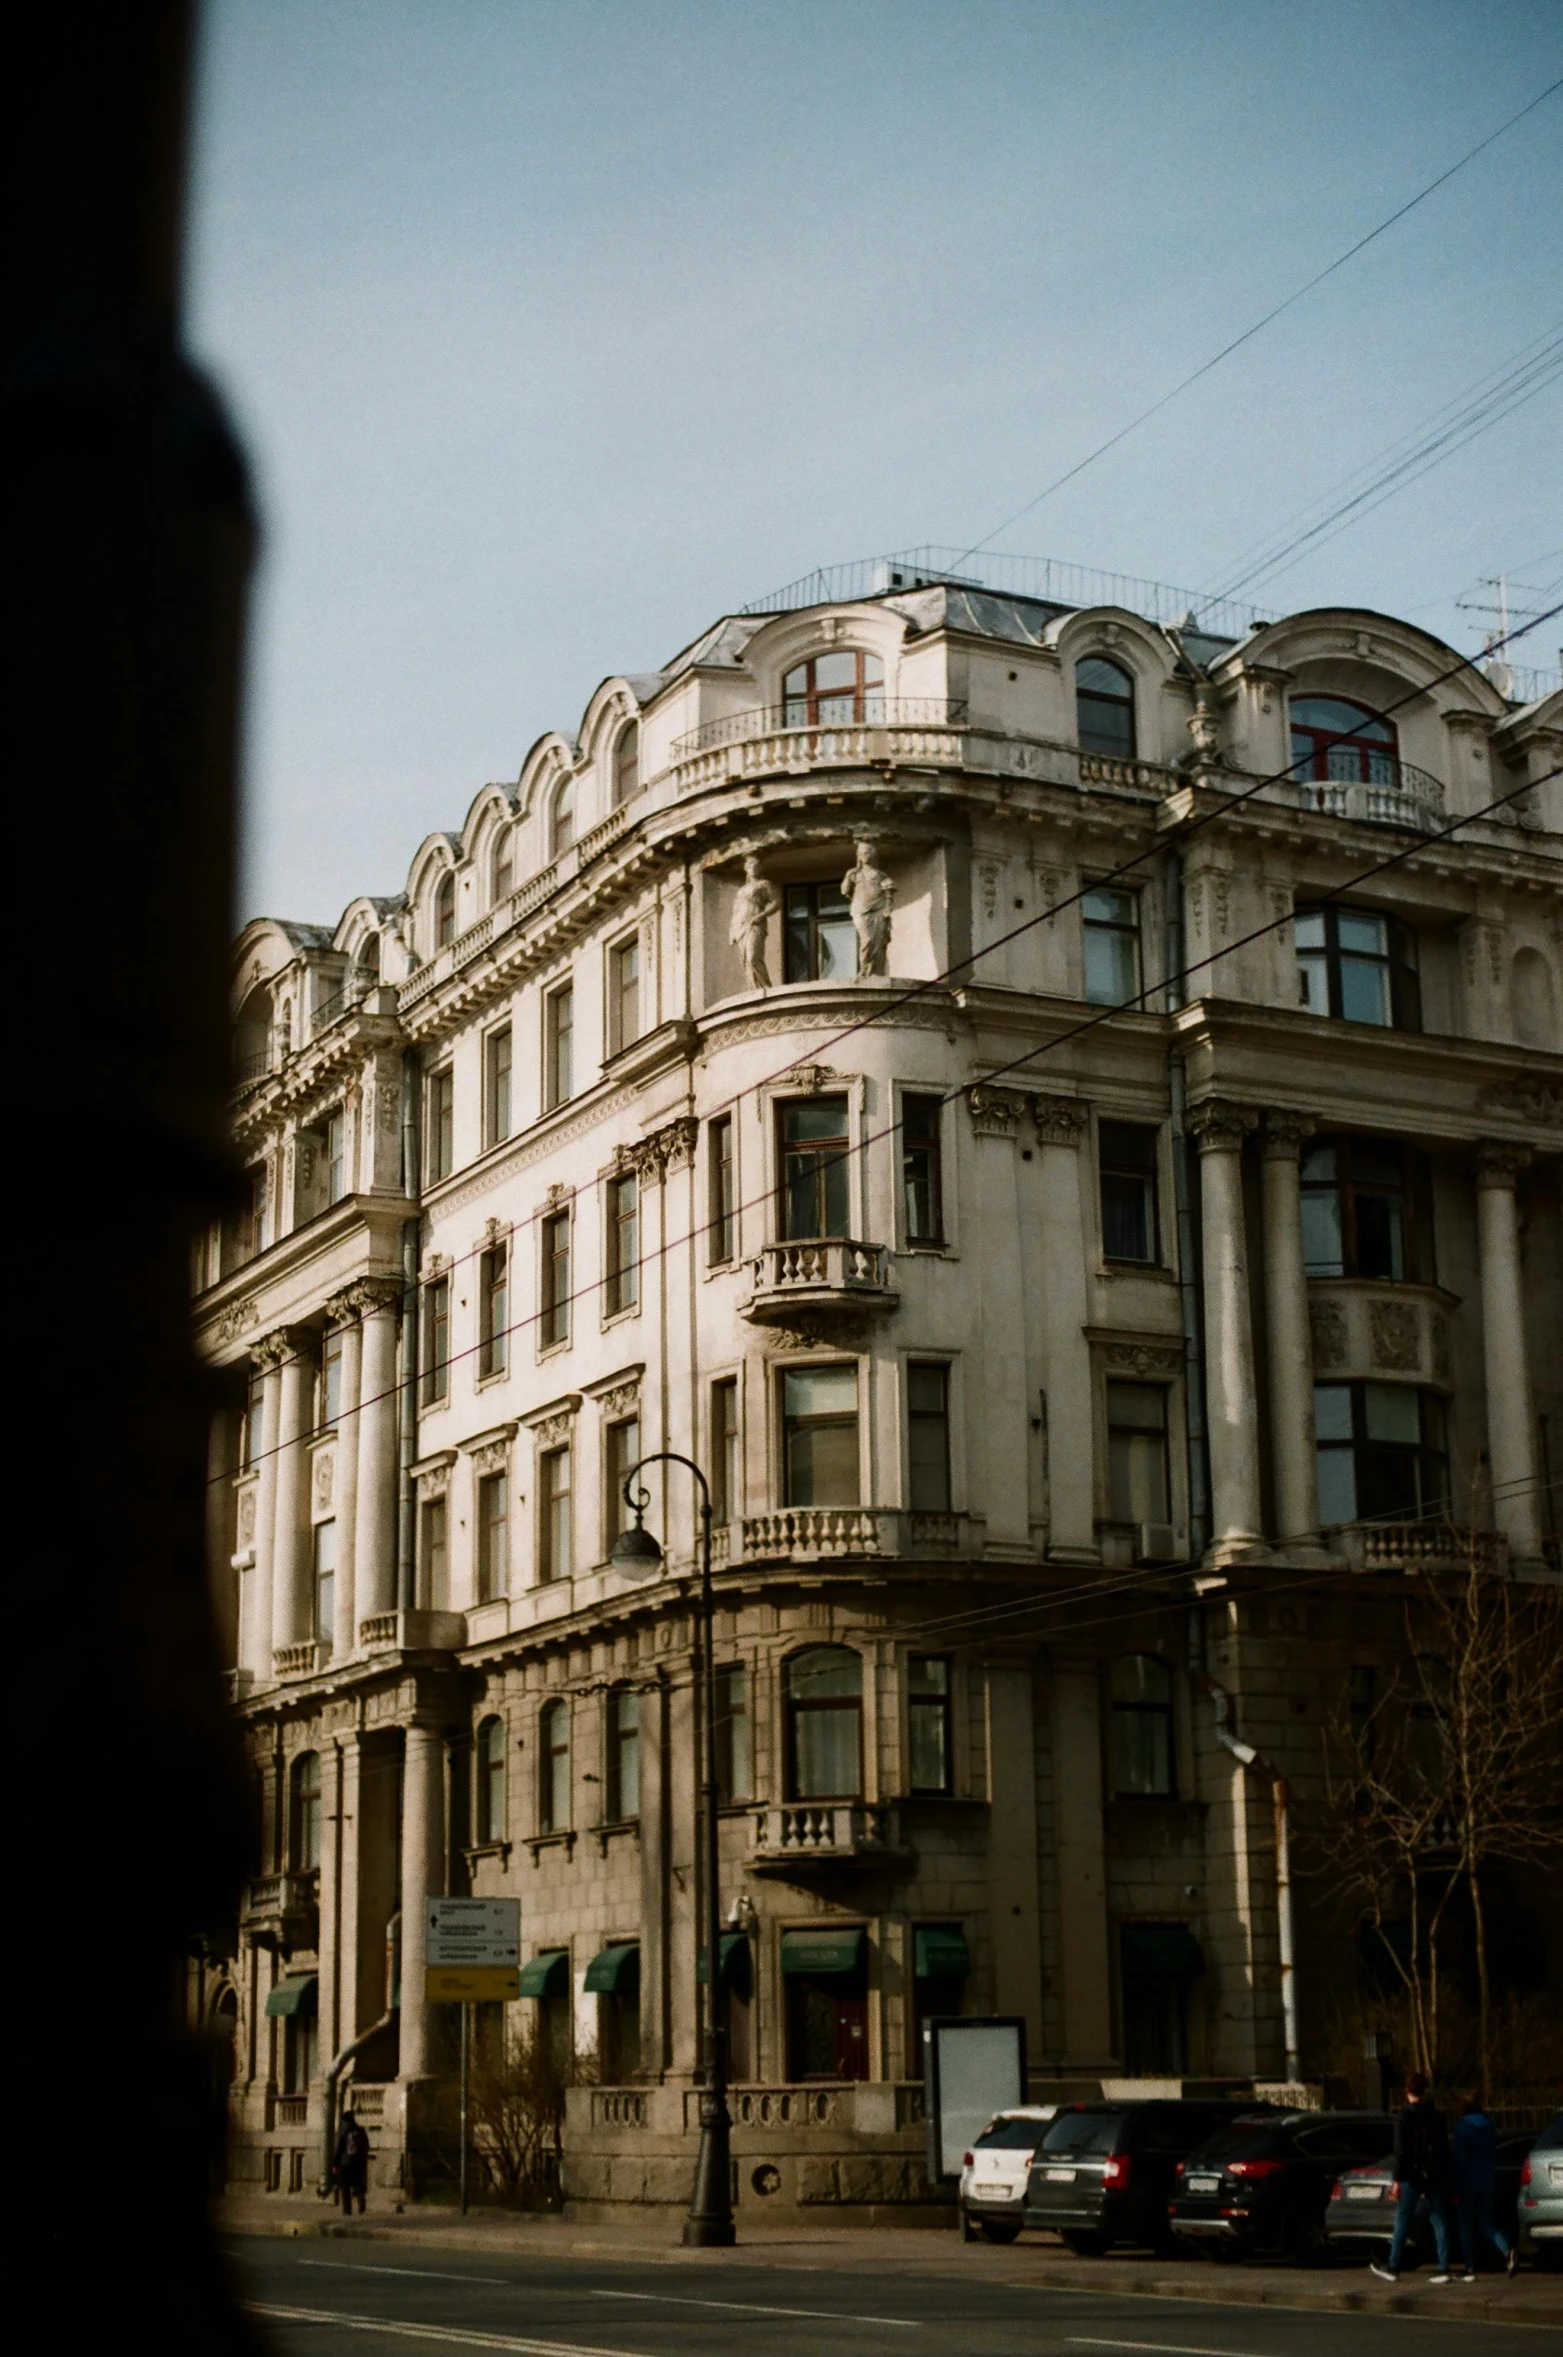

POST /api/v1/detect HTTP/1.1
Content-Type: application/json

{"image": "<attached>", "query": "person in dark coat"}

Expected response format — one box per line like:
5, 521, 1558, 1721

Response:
1452, 2094, 1516, 2278
1371, 2072, 1452, 2282
333, 2109, 371, 2215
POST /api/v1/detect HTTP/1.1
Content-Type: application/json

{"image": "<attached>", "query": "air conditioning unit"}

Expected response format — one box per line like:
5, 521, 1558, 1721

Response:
1136, 1523, 1179, 1566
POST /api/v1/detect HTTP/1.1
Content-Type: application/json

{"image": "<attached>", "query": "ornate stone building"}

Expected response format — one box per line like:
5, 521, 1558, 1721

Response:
194, 558, 1562, 2215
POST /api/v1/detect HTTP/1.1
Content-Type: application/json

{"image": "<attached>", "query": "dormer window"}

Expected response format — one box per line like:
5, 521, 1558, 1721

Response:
782, 649, 884, 727
612, 721, 640, 808
1076, 657, 1136, 759
1290, 695, 1398, 786
434, 870, 456, 949
549, 777, 575, 858
492, 828, 515, 903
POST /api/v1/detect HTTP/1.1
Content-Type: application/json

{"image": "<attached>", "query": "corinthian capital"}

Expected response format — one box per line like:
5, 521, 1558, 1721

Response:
1476, 1141, 1532, 1189
1188, 1097, 1259, 1150
1262, 1108, 1316, 1156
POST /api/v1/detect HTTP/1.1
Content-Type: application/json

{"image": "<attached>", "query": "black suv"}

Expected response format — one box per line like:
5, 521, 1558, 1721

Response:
1168, 2110, 1393, 2262
1023, 2101, 1272, 2255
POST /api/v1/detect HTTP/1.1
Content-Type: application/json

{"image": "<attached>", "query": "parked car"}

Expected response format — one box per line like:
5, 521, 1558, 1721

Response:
959, 2108, 1058, 2243
1022, 2100, 1274, 2256
1518, 2114, 1563, 2269
1168, 2111, 1392, 2262
1324, 2129, 1533, 2265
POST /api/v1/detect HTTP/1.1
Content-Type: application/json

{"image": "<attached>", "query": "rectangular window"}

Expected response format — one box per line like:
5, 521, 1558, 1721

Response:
539, 1445, 572, 1582
1099, 1121, 1159, 1262
907, 1362, 951, 1511
709, 1115, 736, 1264
609, 1688, 640, 1820
312, 1520, 336, 1643
604, 1415, 640, 1546
901, 1094, 944, 1242
908, 1655, 952, 1793
711, 1377, 740, 1523
242, 1370, 265, 1471
1300, 1136, 1432, 1283
605, 1172, 639, 1315
419, 1494, 448, 1607
320, 1326, 344, 1428
476, 1470, 509, 1601
324, 1107, 346, 1204
540, 1209, 571, 1348
1106, 1381, 1170, 1525
1083, 886, 1141, 1008
779, 1094, 851, 1240
782, 1364, 859, 1507
484, 1025, 513, 1148
478, 1243, 508, 1378
784, 880, 857, 982
544, 984, 574, 1109
427, 1067, 454, 1182
608, 936, 641, 1055
232, 1162, 268, 1266
1315, 1381, 1449, 1527
715, 1662, 751, 1802
1295, 906, 1420, 1030
420, 1277, 450, 1404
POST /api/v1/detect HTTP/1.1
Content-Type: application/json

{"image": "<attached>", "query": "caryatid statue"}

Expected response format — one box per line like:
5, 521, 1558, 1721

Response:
729, 854, 780, 991
841, 839, 895, 977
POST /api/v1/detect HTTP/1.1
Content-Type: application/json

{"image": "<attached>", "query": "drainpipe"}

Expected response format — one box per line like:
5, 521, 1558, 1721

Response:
397, 1051, 421, 1611
1196, 1670, 1299, 2084
318, 1910, 400, 2196
1164, 846, 1210, 1560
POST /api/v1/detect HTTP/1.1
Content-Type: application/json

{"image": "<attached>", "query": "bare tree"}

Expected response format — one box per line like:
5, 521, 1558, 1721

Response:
1319, 1538, 1563, 2086
465, 2022, 569, 2207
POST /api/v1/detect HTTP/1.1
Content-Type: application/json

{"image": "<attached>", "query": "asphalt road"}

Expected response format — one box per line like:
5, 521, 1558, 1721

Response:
233, 2239, 1560, 2357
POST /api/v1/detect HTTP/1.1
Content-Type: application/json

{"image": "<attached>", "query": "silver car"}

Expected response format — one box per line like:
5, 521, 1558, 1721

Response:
959, 2107, 1058, 2244
1518, 2113, 1563, 2268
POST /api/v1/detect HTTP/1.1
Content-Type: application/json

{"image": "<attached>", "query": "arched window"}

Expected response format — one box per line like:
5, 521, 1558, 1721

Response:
1076, 657, 1136, 759
234, 984, 272, 1078
354, 933, 380, 995
289, 1750, 322, 1870
1110, 1655, 1173, 1796
549, 778, 575, 859
782, 649, 884, 727
476, 1715, 507, 1843
434, 868, 457, 949
607, 1687, 640, 1820
539, 1699, 571, 1832
786, 1646, 863, 1798
612, 721, 640, 808
491, 828, 515, 905
1289, 695, 1398, 787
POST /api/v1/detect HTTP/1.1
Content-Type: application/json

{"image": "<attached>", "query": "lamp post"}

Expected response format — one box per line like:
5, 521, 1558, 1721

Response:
609, 1450, 735, 2247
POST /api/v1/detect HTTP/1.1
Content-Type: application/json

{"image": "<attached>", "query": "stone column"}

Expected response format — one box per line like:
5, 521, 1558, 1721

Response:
1048, 1655, 1114, 2066
985, 1657, 1045, 2057
637, 1678, 671, 2076
1261, 1112, 1320, 1552
1191, 1101, 1266, 1564
270, 1331, 313, 1658
249, 1343, 285, 1676
1477, 1145, 1541, 1559
317, 1737, 347, 2068
1031, 1096, 1097, 1562
354, 1282, 401, 1625
398, 1716, 447, 2081
328, 1299, 363, 1658
967, 1091, 1034, 1553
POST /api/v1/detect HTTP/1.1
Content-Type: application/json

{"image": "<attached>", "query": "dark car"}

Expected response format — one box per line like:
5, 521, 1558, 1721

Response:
1169, 2110, 1392, 2262
1023, 2100, 1273, 2255
1324, 2130, 1533, 2266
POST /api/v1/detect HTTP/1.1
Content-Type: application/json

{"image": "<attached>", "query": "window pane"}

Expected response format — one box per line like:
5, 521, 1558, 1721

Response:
1313, 1384, 1354, 1441
1111, 1654, 1170, 1705
1113, 1704, 1171, 1796
1101, 1171, 1151, 1261
1353, 1192, 1405, 1281
1300, 1188, 1344, 1275
794, 1706, 860, 1797
717, 1663, 751, 1801
784, 1366, 858, 1418
1077, 658, 1134, 699
909, 1700, 949, 1792
783, 1097, 849, 1145
789, 1647, 863, 1700
1340, 956, 1392, 1026
1107, 1382, 1166, 1432
787, 1415, 859, 1505
1338, 912, 1387, 955
1316, 1444, 1357, 1525
814, 650, 857, 692
1364, 1384, 1420, 1444
817, 908, 857, 980
1293, 911, 1326, 949
1296, 951, 1330, 1014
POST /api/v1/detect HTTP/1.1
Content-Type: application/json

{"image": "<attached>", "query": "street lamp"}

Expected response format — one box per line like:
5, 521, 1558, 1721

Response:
609, 1450, 736, 2247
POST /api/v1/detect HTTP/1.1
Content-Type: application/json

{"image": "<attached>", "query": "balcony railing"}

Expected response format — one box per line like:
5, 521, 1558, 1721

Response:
273, 1639, 330, 1679
1280, 760, 1445, 832
750, 1802, 910, 1873
1340, 1521, 1507, 1575
672, 698, 967, 761
740, 1238, 897, 1326
738, 1506, 969, 1562
241, 1871, 319, 1948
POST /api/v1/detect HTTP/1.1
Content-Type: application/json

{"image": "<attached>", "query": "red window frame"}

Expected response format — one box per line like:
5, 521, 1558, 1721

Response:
781, 649, 885, 726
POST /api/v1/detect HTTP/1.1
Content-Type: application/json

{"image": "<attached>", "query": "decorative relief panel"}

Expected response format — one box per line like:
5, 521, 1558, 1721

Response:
215, 1299, 259, 1347
1368, 1299, 1420, 1372
1101, 1339, 1184, 1377
1307, 1281, 1454, 1389
768, 1313, 872, 1354
237, 1487, 257, 1548
312, 1450, 335, 1512
597, 1381, 641, 1421
967, 1085, 1028, 1138
1030, 1096, 1089, 1147
1309, 1301, 1348, 1370
470, 1437, 512, 1477
534, 1410, 574, 1448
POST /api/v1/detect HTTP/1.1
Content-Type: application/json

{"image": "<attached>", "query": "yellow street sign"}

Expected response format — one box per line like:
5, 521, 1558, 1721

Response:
425, 1965, 521, 2003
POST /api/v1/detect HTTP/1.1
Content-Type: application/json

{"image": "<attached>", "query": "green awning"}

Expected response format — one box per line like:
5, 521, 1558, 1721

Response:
583, 1943, 641, 1995
1121, 1923, 1205, 1983
780, 1926, 866, 1978
697, 1933, 753, 1994
914, 1926, 971, 1981
265, 1975, 318, 2019
519, 1949, 570, 1998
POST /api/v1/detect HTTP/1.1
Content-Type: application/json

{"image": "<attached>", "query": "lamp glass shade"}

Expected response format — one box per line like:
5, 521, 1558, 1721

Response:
609, 1520, 664, 1577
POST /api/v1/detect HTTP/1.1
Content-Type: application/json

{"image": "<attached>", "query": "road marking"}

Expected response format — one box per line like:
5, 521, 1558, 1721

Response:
299, 2262, 513, 2286
247, 2303, 642, 2356
1069, 2340, 1264, 2356
591, 2287, 921, 2327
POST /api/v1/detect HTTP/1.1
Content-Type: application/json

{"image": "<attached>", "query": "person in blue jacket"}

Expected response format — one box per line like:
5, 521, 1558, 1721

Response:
1452, 2093, 1517, 2279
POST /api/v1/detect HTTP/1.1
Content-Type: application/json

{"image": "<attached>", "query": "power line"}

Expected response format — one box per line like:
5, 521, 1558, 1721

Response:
950, 74, 1563, 565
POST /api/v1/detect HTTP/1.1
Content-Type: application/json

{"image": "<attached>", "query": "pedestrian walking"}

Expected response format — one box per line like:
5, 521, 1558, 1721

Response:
1371, 2072, 1452, 2284
334, 2108, 371, 2216
1452, 2093, 1517, 2279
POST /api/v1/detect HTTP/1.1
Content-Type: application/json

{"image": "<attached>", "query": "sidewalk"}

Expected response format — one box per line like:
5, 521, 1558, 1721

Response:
217, 2193, 1563, 2329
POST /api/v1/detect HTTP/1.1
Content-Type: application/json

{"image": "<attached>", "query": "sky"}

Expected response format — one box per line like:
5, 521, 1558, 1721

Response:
185, 0, 1563, 930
